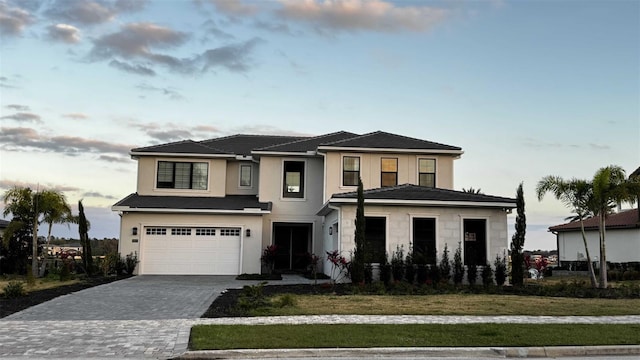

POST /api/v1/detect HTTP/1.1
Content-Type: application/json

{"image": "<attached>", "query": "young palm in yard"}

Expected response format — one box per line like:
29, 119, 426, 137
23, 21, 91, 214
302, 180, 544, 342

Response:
536, 176, 598, 288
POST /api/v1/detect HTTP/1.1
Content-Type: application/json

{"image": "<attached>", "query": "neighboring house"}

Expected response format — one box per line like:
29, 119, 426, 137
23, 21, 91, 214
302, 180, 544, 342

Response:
113, 131, 516, 276
550, 208, 640, 265
45, 244, 83, 257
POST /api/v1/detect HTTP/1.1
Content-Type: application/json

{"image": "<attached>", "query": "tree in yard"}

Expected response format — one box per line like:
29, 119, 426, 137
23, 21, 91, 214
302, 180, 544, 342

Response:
3, 187, 72, 277
452, 241, 464, 286
510, 182, 526, 287
439, 243, 451, 283
536, 176, 598, 288
78, 200, 93, 275
41, 191, 72, 251
351, 177, 366, 284
591, 165, 640, 288
462, 187, 483, 194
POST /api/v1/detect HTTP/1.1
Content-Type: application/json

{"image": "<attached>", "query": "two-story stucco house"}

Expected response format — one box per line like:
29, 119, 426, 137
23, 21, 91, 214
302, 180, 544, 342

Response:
112, 131, 516, 276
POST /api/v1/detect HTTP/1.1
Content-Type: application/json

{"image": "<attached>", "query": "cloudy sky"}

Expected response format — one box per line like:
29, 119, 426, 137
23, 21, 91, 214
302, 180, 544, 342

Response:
1, 0, 638, 250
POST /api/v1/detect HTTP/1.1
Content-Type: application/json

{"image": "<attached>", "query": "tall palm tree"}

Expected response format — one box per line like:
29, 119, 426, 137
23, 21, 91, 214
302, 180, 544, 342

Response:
591, 165, 639, 288
536, 176, 598, 288
41, 191, 72, 250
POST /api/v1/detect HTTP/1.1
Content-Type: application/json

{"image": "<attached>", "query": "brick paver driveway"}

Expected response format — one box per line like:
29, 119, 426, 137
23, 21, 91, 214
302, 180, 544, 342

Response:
0, 275, 310, 359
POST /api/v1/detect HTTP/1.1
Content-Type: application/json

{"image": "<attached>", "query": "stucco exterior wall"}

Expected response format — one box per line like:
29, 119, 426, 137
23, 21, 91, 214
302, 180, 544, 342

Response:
225, 160, 258, 195
136, 156, 227, 197
118, 212, 264, 274
323, 152, 456, 202
557, 229, 640, 263
333, 205, 509, 268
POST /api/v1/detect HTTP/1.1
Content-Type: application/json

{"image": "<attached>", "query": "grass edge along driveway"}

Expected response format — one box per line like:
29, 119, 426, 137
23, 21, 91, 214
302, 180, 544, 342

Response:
190, 323, 640, 350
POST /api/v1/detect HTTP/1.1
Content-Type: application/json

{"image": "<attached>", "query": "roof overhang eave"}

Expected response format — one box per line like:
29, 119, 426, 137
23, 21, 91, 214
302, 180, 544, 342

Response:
111, 206, 270, 215
130, 152, 235, 159
328, 198, 516, 209
316, 146, 464, 155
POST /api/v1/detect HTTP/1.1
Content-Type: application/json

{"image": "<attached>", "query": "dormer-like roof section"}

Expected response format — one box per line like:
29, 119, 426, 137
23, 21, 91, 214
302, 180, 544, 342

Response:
131, 140, 232, 158
254, 131, 359, 154
318, 131, 462, 154
200, 134, 306, 156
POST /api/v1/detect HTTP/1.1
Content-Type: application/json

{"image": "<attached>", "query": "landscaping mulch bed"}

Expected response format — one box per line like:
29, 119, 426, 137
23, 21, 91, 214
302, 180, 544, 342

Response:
0, 276, 129, 318
202, 283, 348, 318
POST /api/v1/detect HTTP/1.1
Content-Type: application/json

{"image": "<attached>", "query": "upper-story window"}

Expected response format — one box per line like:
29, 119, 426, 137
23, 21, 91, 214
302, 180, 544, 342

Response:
381, 158, 398, 187
343, 156, 360, 186
283, 161, 304, 198
418, 158, 435, 188
157, 161, 208, 190
239, 164, 252, 187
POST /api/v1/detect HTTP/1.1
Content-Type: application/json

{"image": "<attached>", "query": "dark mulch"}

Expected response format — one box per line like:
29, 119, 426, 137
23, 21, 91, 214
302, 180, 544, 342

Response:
202, 283, 348, 318
0, 276, 130, 318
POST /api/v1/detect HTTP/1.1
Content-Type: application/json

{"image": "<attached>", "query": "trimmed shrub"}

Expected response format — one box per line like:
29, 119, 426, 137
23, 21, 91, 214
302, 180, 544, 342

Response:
124, 252, 138, 275
439, 244, 451, 283
3, 281, 26, 298
391, 246, 405, 282
481, 263, 494, 287
495, 254, 507, 286
452, 242, 464, 286
405, 250, 415, 285
467, 263, 478, 287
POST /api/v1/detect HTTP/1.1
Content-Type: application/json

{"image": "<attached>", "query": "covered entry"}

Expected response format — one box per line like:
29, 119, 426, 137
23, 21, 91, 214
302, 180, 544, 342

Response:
273, 223, 312, 271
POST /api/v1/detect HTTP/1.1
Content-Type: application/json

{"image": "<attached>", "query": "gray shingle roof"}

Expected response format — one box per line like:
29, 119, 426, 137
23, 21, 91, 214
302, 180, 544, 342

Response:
255, 131, 359, 153
200, 134, 307, 156
549, 208, 639, 232
332, 184, 516, 204
319, 131, 462, 152
131, 140, 230, 155
113, 193, 271, 212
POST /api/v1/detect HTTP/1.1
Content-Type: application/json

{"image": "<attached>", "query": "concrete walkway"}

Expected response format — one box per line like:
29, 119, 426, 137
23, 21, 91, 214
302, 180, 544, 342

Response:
1, 276, 639, 359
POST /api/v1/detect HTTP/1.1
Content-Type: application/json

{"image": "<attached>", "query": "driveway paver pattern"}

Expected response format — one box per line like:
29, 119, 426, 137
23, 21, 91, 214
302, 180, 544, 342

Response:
1, 275, 639, 359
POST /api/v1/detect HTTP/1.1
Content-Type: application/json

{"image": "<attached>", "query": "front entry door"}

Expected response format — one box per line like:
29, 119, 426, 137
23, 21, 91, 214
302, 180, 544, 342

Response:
273, 223, 312, 271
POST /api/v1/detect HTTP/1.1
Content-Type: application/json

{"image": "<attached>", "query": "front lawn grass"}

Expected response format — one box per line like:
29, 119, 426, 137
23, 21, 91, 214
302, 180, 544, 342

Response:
0, 278, 80, 293
190, 324, 640, 350
252, 294, 640, 316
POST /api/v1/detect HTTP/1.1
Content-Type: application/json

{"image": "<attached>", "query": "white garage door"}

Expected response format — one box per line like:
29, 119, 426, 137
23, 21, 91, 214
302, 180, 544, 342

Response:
141, 226, 241, 275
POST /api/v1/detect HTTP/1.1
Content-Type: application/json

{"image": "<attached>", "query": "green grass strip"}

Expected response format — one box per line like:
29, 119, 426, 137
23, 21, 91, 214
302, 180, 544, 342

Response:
190, 324, 640, 350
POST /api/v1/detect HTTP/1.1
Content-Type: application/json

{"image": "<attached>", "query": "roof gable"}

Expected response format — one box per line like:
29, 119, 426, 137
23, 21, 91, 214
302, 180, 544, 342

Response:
549, 208, 640, 232
200, 134, 306, 156
319, 131, 462, 152
131, 140, 230, 155
255, 131, 359, 153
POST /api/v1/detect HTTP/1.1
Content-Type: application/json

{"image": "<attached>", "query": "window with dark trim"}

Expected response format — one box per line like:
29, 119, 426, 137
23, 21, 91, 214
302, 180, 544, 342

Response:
413, 218, 437, 265
239, 164, 252, 187
418, 158, 436, 188
381, 158, 398, 187
283, 161, 304, 198
157, 161, 208, 190
365, 217, 386, 263
463, 219, 487, 265
343, 156, 360, 186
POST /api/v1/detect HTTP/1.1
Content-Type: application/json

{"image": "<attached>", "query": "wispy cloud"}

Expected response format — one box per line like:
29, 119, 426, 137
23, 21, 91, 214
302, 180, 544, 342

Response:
205, 0, 260, 16
276, 0, 450, 33
0, 126, 133, 156
136, 83, 184, 100
98, 154, 131, 163
5, 104, 30, 111
253, 20, 295, 35
43, 0, 147, 26
83, 191, 117, 200
0, 2, 33, 36
523, 137, 611, 151
109, 59, 156, 76
47, 23, 81, 43
62, 112, 90, 120
0, 179, 81, 192
0, 112, 43, 123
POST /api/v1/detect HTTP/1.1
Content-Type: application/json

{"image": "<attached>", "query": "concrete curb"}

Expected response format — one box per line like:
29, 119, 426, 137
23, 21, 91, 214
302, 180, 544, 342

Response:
176, 345, 640, 359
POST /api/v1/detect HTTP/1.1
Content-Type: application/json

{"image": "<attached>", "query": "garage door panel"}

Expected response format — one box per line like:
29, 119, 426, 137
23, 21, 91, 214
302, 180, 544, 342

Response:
141, 226, 241, 275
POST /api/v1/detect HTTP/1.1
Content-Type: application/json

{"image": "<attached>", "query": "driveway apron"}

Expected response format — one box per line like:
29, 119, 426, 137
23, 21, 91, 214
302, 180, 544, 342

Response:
0, 275, 291, 359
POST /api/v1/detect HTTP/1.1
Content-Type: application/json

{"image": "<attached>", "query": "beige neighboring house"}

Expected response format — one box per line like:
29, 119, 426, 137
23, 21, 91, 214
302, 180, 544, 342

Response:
112, 131, 516, 276
45, 244, 83, 257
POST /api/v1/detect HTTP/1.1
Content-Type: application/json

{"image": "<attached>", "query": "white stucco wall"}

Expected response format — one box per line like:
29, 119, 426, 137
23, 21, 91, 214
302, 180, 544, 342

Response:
557, 228, 640, 263
331, 205, 509, 270
225, 160, 259, 195
118, 212, 264, 274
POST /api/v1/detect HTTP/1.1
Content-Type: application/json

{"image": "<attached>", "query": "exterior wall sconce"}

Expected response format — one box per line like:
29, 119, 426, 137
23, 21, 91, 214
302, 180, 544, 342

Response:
132, 227, 138, 235
246, 228, 251, 237
328, 227, 333, 235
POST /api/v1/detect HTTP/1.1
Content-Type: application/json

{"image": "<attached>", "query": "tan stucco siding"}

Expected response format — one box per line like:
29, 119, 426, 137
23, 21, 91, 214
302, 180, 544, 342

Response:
136, 156, 227, 197
323, 152, 456, 202
335, 205, 508, 265
118, 212, 263, 274
225, 160, 258, 195
558, 229, 640, 263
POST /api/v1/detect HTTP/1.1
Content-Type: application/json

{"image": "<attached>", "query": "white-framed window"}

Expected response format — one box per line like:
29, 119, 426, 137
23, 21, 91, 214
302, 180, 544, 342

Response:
146, 227, 166, 235
220, 228, 240, 236
157, 161, 208, 190
343, 156, 360, 186
195, 228, 216, 236
239, 164, 252, 187
418, 158, 436, 188
171, 228, 192, 236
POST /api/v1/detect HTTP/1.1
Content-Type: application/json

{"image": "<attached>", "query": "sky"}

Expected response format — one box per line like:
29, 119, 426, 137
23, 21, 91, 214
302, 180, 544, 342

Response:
0, 0, 638, 250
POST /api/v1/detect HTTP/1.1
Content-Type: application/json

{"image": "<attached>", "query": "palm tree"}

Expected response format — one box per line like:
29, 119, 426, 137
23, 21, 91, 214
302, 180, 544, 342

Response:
3, 187, 72, 277
41, 191, 72, 251
591, 165, 640, 288
462, 187, 483, 194
536, 176, 598, 288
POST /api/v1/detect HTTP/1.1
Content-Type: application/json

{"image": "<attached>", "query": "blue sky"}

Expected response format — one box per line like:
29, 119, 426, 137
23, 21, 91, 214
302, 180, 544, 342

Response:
1, 0, 638, 250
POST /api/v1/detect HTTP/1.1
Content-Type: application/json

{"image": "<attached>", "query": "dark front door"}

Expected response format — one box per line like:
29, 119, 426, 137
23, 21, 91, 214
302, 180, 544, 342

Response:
413, 218, 436, 265
273, 223, 312, 271
463, 219, 487, 266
